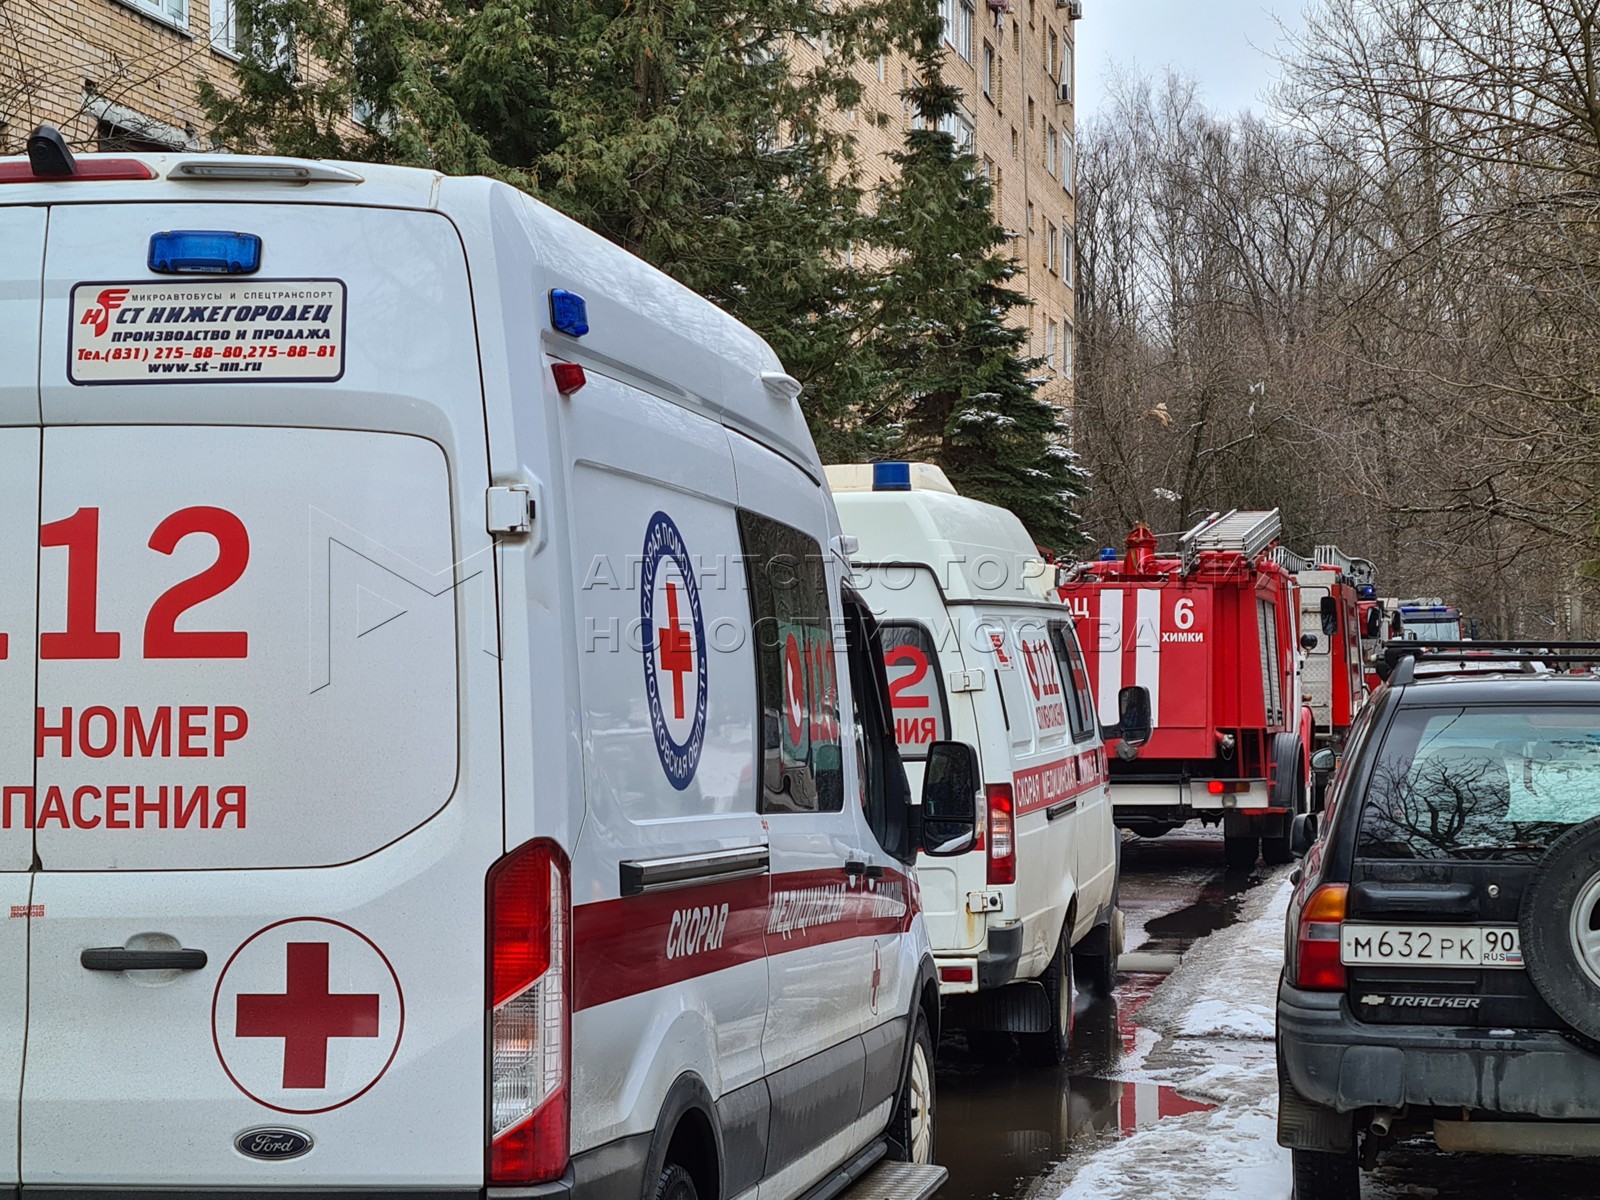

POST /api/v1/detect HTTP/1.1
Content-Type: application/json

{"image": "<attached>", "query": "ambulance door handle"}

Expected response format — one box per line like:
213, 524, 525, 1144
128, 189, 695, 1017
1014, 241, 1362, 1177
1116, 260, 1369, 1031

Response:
845, 861, 884, 880
81, 947, 208, 972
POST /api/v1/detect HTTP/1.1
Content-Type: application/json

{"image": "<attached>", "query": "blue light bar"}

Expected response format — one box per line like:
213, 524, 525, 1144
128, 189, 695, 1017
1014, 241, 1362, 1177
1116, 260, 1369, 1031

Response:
549, 289, 589, 337
873, 462, 912, 491
1099, 547, 1119, 561
148, 230, 261, 275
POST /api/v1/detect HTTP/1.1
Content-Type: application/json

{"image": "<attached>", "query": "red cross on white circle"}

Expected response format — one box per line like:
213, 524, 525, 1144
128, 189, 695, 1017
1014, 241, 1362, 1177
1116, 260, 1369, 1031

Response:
213, 917, 405, 1114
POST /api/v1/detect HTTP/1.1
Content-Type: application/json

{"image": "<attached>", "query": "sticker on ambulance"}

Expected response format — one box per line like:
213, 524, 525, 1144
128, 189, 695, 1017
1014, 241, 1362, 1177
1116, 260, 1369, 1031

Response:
641, 511, 708, 790
212, 917, 404, 1114
69, 280, 346, 385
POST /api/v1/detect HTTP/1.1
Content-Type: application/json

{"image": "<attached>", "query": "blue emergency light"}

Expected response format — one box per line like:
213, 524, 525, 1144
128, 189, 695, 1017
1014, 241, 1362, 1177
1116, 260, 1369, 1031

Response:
148, 230, 261, 275
873, 462, 912, 491
1099, 547, 1118, 561
549, 289, 589, 337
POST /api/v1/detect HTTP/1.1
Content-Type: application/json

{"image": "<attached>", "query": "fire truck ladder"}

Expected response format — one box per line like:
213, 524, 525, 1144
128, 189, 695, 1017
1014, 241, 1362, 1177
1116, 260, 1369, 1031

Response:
1178, 509, 1282, 571
1270, 545, 1378, 587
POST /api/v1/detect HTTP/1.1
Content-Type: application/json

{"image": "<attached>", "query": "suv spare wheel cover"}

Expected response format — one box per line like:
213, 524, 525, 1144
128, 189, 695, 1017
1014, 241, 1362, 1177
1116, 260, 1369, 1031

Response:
1519, 816, 1600, 1044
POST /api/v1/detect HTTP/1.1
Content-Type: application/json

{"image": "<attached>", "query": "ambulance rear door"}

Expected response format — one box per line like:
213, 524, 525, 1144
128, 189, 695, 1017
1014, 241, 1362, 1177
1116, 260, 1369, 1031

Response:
0, 204, 47, 1198
21, 200, 499, 1190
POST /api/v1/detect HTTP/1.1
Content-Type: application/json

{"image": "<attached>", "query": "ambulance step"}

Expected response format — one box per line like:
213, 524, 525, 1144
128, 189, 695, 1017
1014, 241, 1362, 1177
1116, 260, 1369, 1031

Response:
842, 1161, 949, 1200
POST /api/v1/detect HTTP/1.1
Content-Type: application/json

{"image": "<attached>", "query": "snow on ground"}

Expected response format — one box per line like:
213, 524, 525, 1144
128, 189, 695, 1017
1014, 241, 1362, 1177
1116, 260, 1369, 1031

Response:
1050, 872, 1296, 1200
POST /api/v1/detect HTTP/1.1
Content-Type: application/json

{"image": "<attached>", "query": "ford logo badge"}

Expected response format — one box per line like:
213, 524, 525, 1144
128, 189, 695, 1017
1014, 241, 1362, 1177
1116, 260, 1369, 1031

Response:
234, 1127, 313, 1160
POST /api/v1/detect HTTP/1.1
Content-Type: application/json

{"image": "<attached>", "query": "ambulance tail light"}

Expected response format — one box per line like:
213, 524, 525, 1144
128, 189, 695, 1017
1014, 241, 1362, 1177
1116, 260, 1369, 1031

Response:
986, 784, 1016, 885
1294, 884, 1348, 991
487, 839, 570, 1185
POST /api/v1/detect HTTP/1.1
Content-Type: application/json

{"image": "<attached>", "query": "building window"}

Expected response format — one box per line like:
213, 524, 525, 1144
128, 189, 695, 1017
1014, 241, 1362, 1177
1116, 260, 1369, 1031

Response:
209, 0, 238, 55
1026, 200, 1034, 232
1013, 21, 1020, 52
1044, 222, 1057, 272
1047, 29, 1058, 78
878, 55, 887, 82
1061, 130, 1075, 192
1060, 36, 1074, 101
120, 0, 188, 28
1011, 126, 1019, 158
1027, 97, 1035, 130
983, 42, 996, 99
942, 0, 975, 61
940, 107, 977, 156
1045, 123, 1057, 176
1061, 229, 1073, 285
1045, 320, 1058, 369
1062, 320, 1075, 379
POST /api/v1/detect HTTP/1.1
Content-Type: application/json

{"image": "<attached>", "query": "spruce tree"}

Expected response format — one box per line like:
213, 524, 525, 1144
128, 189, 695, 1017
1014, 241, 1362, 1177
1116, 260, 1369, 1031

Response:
869, 13, 1089, 551
200, 0, 921, 456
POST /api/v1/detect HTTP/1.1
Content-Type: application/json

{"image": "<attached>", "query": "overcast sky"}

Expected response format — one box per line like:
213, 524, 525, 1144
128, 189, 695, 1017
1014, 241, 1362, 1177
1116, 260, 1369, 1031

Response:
1078, 0, 1304, 118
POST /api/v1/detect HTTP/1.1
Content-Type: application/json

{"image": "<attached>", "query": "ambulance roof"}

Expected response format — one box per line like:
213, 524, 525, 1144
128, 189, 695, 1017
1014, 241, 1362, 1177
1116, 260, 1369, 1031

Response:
825, 463, 1059, 606
0, 151, 816, 473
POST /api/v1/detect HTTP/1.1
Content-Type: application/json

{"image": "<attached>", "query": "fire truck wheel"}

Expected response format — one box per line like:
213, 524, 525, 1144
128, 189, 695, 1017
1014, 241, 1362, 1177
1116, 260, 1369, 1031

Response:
1224, 834, 1261, 872
1022, 927, 1074, 1065
1263, 834, 1296, 866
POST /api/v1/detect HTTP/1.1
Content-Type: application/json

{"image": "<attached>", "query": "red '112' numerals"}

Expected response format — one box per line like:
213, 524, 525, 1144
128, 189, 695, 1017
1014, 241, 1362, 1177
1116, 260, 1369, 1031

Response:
0, 506, 249, 662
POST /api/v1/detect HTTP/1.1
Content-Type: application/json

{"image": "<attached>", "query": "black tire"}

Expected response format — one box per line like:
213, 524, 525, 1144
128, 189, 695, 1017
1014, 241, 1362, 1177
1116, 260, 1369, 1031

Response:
1520, 816, 1600, 1044
1021, 927, 1073, 1065
653, 1163, 699, 1200
1265, 733, 1308, 866
1224, 834, 1261, 872
1290, 1147, 1359, 1200
1074, 922, 1119, 996
888, 1010, 936, 1164
1263, 834, 1296, 866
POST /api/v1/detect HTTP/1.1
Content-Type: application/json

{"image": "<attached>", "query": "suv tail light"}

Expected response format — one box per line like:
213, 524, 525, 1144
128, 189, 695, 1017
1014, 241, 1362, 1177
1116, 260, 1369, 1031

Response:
487, 840, 570, 1184
1295, 884, 1348, 991
986, 784, 1016, 885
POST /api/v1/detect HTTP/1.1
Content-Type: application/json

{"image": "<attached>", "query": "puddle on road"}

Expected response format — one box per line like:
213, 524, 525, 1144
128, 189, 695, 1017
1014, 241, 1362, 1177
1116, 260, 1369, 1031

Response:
935, 998, 1217, 1200
934, 851, 1267, 1200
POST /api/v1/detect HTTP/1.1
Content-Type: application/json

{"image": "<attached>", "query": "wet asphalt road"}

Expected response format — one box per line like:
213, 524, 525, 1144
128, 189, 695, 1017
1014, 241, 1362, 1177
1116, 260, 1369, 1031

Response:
934, 826, 1255, 1200
930, 826, 1600, 1200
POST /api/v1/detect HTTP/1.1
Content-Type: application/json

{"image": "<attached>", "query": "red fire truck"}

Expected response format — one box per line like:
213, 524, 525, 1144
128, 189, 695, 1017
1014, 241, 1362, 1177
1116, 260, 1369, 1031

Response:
1269, 545, 1373, 749
1060, 511, 1313, 870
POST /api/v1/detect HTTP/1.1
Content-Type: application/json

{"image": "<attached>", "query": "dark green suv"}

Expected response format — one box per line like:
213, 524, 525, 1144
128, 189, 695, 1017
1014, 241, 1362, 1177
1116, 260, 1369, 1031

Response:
1277, 648, 1600, 1199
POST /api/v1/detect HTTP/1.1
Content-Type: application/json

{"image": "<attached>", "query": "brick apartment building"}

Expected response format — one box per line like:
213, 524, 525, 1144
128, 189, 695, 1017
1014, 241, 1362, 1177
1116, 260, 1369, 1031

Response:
0, 0, 244, 155
4, 0, 1076, 409
808, 0, 1081, 413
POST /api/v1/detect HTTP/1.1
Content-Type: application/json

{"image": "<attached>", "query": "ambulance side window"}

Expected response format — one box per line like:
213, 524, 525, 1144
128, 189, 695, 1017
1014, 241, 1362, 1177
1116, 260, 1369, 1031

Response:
739, 510, 844, 815
847, 598, 913, 861
1049, 622, 1096, 743
881, 622, 950, 760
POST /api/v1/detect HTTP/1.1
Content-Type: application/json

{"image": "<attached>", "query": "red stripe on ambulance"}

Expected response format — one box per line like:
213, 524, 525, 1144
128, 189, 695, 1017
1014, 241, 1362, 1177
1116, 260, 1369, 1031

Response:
573, 867, 917, 1012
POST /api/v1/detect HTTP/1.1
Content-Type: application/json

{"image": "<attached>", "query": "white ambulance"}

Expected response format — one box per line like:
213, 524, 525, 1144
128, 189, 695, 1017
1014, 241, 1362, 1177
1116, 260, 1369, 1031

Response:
827, 464, 1150, 1063
0, 129, 970, 1200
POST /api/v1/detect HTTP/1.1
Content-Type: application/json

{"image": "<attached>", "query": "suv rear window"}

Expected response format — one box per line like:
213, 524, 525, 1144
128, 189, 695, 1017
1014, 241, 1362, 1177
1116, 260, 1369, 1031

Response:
1357, 705, 1600, 859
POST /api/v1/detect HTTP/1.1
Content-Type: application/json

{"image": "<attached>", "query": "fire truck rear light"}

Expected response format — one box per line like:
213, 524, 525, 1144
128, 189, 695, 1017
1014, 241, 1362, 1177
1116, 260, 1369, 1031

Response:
939, 966, 975, 983
1295, 884, 1348, 991
0, 158, 156, 183
488, 840, 570, 1184
551, 363, 587, 395
986, 784, 1016, 885
1206, 781, 1248, 795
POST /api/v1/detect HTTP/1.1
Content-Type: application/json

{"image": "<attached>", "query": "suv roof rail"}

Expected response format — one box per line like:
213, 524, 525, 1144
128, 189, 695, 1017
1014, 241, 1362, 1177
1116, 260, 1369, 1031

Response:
1379, 641, 1600, 685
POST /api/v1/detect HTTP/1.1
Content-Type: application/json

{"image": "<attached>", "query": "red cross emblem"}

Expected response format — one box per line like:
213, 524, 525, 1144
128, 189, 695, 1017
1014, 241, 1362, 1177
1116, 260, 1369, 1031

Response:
657, 581, 695, 721
236, 942, 381, 1088
213, 917, 405, 1114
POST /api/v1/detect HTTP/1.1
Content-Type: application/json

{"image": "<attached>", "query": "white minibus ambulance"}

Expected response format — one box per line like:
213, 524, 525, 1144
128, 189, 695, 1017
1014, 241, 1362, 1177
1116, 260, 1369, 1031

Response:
0, 128, 968, 1200
827, 464, 1150, 1063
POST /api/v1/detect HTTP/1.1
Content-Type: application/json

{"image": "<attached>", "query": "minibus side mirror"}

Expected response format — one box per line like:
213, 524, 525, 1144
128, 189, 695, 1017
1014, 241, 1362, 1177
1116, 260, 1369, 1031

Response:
1101, 686, 1153, 751
1291, 812, 1319, 858
921, 741, 980, 857
1311, 748, 1337, 775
